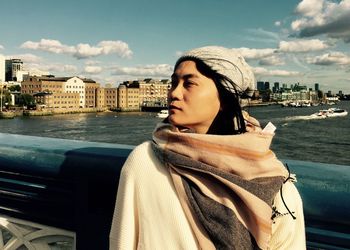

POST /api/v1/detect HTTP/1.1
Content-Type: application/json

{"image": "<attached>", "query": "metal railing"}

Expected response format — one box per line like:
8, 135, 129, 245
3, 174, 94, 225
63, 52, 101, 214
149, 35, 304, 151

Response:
0, 133, 349, 249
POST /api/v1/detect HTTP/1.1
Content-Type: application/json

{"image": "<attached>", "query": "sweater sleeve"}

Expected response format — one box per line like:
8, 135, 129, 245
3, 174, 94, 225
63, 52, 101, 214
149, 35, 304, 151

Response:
109, 147, 140, 250
269, 180, 306, 250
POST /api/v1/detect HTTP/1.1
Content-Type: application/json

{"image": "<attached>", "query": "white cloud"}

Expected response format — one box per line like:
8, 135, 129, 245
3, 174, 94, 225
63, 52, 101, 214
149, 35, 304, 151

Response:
291, 0, 350, 42
85, 60, 101, 65
175, 51, 183, 57
111, 64, 173, 77
291, 55, 311, 70
259, 55, 285, 66
62, 65, 79, 73
74, 43, 102, 59
246, 28, 280, 41
0, 44, 4, 50
275, 21, 281, 27
84, 66, 103, 74
278, 39, 330, 52
253, 67, 300, 77
98, 41, 132, 58
21, 39, 75, 54
294, 0, 324, 17
306, 52, 350, 65
20, 38, 133, 59
232, 47, 276, 60
242, 28, 280, 44
6, 53, 42, 63
27, 63, 78, 74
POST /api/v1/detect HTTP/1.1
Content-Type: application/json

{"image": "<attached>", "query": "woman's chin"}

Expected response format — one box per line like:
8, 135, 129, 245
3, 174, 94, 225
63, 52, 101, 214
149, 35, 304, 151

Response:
168, 115, 184, 127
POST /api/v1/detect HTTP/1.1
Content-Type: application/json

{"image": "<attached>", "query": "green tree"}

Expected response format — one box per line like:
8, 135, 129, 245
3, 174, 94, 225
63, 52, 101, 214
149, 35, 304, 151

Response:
8, 85, 21, 92
18, 94, 35, 107
0, 89, 12, 108
317, 90, 324, 99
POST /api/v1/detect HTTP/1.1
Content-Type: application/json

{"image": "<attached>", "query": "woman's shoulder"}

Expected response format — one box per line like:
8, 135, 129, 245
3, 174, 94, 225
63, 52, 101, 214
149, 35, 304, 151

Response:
128, 141, 153, 158
120, 141, 162, 178
273, 179, 303, 218
280, 179, 302, 204
270, 178, 306, 249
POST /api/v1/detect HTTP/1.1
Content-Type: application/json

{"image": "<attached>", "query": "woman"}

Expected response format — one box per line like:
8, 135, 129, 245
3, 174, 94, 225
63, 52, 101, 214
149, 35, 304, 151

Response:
110, 46, 305, 250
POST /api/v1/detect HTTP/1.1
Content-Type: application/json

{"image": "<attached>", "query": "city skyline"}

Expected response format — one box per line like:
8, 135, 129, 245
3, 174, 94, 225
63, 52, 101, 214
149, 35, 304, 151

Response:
1, 0, 350, 93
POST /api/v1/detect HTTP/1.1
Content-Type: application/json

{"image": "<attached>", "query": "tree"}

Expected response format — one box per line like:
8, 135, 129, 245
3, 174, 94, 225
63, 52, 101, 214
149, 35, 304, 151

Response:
8, 85, 21, 92
0, 89, 13, 108
18, 94, 35, 107
317, 90, 324, 100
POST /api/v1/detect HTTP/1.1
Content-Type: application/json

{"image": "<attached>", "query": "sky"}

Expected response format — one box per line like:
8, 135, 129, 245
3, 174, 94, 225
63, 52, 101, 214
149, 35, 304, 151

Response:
1, 0, 350, 93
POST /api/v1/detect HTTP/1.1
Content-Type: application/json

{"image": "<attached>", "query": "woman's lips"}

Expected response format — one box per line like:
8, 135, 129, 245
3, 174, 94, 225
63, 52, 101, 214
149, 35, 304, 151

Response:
169, 104, 181, 110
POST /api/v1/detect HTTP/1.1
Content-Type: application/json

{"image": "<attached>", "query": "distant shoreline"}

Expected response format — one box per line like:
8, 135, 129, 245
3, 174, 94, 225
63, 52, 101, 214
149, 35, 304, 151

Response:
2, 100, 349, 118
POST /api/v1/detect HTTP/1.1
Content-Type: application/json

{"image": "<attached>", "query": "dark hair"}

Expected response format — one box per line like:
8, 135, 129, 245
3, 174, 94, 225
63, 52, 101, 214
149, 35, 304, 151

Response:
174, 57, 247, 135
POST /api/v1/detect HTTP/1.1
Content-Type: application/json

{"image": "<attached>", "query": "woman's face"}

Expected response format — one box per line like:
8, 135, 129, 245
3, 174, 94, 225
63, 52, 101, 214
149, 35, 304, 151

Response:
168, 60, 221, 134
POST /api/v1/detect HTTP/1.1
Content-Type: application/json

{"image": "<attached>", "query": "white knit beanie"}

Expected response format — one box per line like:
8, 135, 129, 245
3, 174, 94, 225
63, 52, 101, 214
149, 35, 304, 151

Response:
176, 46, 255, 98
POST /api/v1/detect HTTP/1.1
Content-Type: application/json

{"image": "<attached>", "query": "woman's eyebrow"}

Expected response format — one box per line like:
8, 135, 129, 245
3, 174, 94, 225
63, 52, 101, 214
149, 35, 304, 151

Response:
171, 73, 199, 80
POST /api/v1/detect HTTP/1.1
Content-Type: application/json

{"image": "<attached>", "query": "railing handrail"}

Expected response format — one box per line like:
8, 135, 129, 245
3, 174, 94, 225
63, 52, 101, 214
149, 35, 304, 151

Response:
0, 133, 349, 249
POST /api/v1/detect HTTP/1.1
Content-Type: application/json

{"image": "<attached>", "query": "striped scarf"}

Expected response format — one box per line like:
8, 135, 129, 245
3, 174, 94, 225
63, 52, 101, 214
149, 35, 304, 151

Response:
152, 123, 288, 250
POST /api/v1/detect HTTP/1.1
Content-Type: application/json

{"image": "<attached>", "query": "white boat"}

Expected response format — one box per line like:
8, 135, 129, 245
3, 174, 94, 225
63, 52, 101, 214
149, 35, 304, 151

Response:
156, 110, 169, 118
311, 108, 348, 118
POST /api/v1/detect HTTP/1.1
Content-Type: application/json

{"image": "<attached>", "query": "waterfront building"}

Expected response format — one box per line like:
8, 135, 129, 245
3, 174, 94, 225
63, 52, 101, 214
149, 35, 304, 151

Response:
96, 88, 105, 108
52, 92, 80, 109
292, 83, 307, 92
21, 75, 54, 94
270, 87, 319, 103
0, 54, 5, 83
85, 82, 100, 108
117, 82, 140, 111
15, 70, 29, 82
139, 79, 170, 108
21, 75, 97, 109
309, 90, 319, 102
64, 77, 85, 107
104, 87, 118, 108
270, 91, 292, 102
33, 91, 80, 109
5, 59, 23, 81
326, 96, 339, 102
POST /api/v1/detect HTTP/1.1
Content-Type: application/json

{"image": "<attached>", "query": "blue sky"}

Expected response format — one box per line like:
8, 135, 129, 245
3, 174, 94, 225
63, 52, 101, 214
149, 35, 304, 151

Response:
1, 0, 350, 93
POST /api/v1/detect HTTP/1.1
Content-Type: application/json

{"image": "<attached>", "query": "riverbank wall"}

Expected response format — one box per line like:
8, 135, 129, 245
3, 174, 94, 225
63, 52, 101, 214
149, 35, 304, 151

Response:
22, 108, 108, 116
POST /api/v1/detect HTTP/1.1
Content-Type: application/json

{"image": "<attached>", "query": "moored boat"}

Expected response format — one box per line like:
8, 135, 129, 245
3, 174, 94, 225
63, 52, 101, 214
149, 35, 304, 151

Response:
156, 109, 169, 118
0, 111, 15, 119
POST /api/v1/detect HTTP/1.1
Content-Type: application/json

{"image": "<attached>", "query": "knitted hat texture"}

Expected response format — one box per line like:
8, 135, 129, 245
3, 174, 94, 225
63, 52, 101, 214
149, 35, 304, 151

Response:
176, 46, 255, 97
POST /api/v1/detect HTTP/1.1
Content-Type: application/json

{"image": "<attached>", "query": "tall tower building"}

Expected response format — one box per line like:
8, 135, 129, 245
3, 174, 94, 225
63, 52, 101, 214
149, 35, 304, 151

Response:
315, 83, 319, 91
5, 58, 23, 81
273, 82, 280, 92
257, 81, 265, 91
264, 81, 270, 90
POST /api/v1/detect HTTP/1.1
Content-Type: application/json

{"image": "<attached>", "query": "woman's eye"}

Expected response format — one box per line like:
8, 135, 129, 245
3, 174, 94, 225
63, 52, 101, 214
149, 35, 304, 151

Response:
184, 81, 195, 88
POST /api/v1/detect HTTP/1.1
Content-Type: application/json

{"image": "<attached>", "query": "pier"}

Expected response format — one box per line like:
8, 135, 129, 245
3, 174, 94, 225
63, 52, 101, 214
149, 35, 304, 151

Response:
0, 133, 349, 249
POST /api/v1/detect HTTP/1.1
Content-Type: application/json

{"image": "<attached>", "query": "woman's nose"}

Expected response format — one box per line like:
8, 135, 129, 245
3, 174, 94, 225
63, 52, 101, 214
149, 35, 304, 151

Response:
168, 83, 183, 101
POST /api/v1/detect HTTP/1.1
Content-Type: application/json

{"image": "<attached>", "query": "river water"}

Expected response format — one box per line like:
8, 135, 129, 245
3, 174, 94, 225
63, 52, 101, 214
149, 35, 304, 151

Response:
1, 101, 350, 166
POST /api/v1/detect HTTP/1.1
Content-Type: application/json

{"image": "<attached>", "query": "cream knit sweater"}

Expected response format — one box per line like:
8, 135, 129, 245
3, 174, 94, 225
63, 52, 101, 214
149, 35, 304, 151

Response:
110, 141, 306, 250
